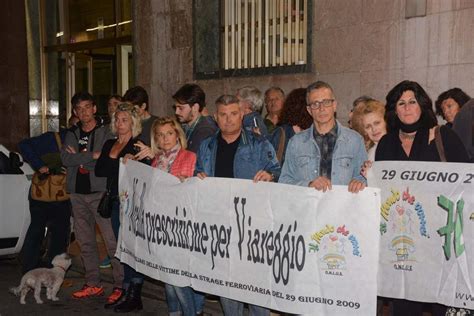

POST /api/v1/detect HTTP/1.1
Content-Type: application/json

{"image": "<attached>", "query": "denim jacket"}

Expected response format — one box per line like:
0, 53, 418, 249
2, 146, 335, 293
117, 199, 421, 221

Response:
242, 111, 269, 138
195, 129, 281, 180
279, 121, 367, 187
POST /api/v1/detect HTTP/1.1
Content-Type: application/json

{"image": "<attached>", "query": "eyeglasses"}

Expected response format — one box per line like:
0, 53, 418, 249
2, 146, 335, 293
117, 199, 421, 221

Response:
308, 99, 334, 110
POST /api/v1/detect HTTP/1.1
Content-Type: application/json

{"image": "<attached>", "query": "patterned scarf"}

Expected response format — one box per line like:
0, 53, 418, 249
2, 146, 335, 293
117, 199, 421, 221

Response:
154, 143, 181, 172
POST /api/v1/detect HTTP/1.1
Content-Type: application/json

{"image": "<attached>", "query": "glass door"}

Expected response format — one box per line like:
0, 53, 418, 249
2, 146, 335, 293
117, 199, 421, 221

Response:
29, 0, 133, 136
92, 55, 115, 122
74, 53, 92, 93
67, 50, 116, 123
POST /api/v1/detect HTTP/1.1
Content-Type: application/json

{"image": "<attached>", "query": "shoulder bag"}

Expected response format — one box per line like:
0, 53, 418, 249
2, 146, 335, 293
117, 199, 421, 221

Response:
97, 179, 114, 218
31, 133, 69, 202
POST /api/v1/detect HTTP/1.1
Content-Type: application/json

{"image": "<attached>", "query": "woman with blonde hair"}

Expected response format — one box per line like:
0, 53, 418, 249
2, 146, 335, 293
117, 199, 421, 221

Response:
134, 117, 203, 315
95, 102, 141, 309
351, 99, 388, 314
351, 99, 387, 160
134, 117, 196, 180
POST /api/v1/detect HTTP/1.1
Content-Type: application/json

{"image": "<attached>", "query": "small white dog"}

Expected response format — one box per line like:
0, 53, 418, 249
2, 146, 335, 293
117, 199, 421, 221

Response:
9, 253, 72, 304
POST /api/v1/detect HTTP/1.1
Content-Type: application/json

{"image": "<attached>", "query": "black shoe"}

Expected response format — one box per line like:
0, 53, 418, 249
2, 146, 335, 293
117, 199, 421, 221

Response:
113, 282, 143, 313
205, 294, 220, 302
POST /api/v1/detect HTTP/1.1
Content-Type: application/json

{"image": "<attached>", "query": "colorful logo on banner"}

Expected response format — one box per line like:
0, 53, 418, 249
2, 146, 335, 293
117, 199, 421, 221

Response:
380, 187, 429, 270
308, 225, 361, 276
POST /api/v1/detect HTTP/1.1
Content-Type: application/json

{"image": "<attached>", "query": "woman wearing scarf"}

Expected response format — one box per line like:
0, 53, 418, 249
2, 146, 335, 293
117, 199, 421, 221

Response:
375, 80, 469, 316
376, 80, 468, 163
134, 117, 202, 315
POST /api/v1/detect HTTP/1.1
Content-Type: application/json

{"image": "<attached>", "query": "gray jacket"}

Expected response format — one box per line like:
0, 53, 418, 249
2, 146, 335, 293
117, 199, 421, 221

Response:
61, 122, 113, 193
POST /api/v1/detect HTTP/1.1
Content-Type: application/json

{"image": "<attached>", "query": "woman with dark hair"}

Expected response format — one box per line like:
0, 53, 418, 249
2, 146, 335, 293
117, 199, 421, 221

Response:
107, 95, 123, 120
435, 87, 471, 127
376, 80, 468, 162
270, 88, 313, 165
375, 80, 469, 316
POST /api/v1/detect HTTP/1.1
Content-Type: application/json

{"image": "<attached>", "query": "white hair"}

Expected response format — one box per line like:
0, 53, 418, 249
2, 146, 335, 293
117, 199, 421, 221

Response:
237, 86, 264, 113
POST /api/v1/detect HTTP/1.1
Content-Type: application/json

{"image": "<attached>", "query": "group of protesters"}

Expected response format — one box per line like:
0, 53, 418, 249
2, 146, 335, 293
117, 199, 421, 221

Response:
17, 79, 473, 316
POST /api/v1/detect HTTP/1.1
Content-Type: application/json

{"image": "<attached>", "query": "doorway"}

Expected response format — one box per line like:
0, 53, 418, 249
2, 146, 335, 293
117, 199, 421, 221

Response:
61, 45, 133, 126
28, 0, 133, 135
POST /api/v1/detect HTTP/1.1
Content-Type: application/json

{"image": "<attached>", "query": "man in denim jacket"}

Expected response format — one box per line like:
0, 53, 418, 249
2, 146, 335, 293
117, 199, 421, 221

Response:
195, 94, 280, 316
279, 81, 367, 193
196, 94, 280, 181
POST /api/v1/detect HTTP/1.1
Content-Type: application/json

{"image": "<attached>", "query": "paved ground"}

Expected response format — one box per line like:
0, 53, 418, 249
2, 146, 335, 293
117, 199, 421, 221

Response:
0, 255, 224, 316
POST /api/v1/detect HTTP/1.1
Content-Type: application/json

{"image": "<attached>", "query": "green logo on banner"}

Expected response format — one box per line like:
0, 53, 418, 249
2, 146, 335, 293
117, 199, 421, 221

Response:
437, 195, 465, 260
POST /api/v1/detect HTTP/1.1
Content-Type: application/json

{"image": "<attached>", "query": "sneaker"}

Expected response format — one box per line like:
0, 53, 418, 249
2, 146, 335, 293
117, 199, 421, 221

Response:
99, 256, 111, 269
72, 284, 104, 299
106, 287, 124, 304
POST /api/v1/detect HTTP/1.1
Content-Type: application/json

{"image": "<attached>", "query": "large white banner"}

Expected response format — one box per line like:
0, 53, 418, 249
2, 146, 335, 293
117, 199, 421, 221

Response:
117, 160, 381, 315
370, 161, 474, 310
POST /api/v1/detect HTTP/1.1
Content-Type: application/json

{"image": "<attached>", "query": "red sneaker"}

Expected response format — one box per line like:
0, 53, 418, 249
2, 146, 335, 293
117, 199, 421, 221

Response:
106, 287, 124, 304
72, 284, 104, 299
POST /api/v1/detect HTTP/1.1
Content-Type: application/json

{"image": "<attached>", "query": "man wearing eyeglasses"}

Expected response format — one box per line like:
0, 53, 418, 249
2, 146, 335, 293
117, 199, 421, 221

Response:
279, 81, 367, 193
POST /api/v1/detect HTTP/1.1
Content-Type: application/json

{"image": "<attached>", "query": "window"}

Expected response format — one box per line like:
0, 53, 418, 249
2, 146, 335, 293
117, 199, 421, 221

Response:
193, 0, 312, 79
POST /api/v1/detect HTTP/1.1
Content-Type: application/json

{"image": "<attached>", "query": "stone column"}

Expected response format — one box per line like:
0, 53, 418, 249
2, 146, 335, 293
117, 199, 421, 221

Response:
0, 0, 29, 150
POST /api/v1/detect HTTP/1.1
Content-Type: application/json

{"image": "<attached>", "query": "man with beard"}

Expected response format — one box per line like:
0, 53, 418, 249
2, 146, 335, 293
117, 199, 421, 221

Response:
173, 84, 217, 153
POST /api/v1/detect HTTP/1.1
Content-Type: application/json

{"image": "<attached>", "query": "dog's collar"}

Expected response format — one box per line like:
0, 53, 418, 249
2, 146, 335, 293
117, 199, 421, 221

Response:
56, 266, 68, 272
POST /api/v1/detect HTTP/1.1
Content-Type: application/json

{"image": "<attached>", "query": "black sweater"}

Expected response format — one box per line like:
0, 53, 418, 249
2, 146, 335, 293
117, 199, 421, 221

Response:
95, 138, 137, 196
375, 126, 469, 163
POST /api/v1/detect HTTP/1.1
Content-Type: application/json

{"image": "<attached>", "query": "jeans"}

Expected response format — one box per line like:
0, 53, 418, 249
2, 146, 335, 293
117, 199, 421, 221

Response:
112, 197, 144, 289
220, 297, 270, 316
278, 121, 368, 187
21, 198, 71, 273
123, 263, 144, 288
165, 284, 204, 315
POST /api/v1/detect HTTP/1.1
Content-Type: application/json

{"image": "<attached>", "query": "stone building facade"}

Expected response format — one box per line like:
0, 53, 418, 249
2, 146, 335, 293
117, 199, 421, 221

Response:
133, 0, 474, 124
